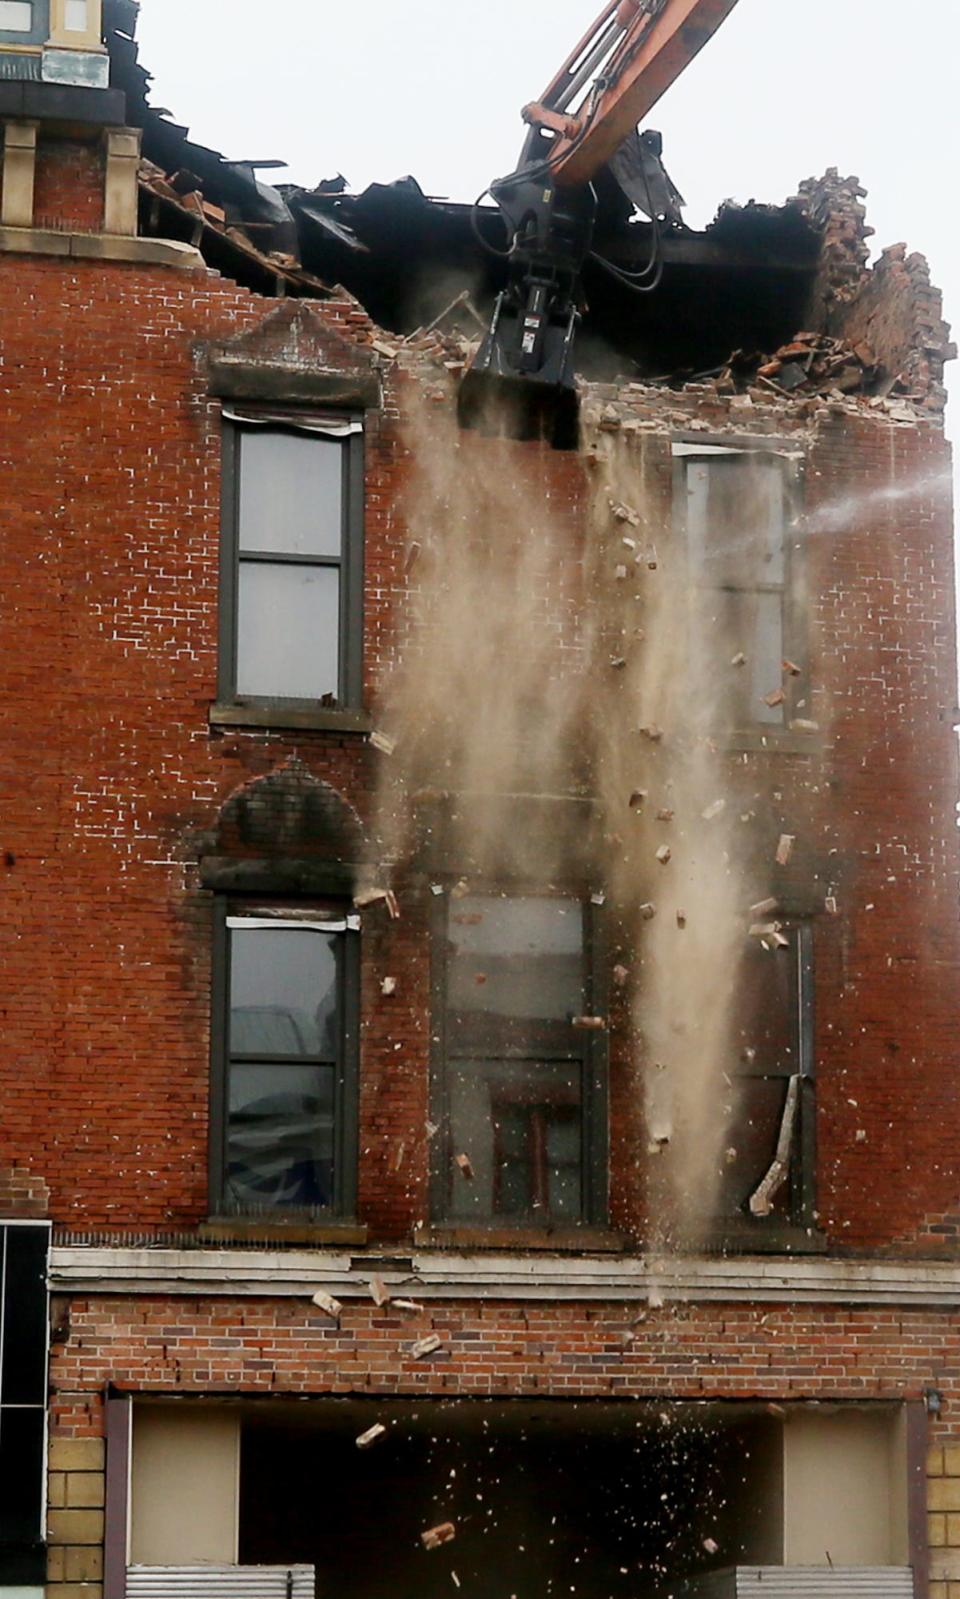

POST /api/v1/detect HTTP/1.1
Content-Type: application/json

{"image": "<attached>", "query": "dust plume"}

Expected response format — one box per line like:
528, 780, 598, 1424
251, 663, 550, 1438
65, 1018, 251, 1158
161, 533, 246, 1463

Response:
373, 390, 767, 1249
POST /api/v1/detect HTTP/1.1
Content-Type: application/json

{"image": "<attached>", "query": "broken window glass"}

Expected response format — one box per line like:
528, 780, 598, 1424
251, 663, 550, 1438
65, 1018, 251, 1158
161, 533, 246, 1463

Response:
684, 454, 794, 728
221, 919, 343, 1212
717, 924, 812, 1224
439, 895, 600, 1227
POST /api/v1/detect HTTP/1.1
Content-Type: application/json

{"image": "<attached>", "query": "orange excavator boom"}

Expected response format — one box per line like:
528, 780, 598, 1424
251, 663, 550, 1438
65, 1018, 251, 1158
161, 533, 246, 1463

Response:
458, 0, 741, 448
527, 0, 741, 189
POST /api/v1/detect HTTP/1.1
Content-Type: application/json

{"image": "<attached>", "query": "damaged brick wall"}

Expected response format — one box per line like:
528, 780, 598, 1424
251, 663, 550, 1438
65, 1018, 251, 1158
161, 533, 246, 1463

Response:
795, 168, 956, 412
0, 190, 957, 1251
33, 139, 105, 234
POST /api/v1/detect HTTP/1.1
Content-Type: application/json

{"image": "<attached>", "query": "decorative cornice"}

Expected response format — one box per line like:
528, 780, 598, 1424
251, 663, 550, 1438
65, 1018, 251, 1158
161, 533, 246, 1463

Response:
48, 1246, 960, 1308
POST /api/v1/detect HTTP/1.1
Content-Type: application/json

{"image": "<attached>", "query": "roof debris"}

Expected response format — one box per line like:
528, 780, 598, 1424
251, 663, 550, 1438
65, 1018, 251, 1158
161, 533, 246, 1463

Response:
356, 1423, 388, 1449
311, 1290, 342, 1321
421, 1523, 456, 1551
411, 1334, 443, 1359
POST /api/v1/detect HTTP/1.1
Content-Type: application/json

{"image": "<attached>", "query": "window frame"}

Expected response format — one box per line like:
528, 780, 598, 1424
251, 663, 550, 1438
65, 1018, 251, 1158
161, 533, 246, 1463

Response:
673, 440, 807, 740
208, 898, 361, 1221
428, 887, 609, 1231
218, 414, 365, 714
0, 1219, 49, 1589
0, 0, 47, 44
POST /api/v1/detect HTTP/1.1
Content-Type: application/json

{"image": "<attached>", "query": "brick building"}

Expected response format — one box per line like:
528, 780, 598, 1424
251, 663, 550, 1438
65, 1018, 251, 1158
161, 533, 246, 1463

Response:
1, 3, 959, 1598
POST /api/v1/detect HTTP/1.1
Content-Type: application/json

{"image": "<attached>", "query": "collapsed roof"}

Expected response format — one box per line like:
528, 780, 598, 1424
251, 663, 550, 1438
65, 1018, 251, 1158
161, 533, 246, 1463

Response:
102, 1, 954, 408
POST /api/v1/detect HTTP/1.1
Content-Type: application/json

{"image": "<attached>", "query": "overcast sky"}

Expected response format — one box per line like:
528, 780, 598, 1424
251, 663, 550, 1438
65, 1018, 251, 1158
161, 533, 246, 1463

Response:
136, 0, 958, 442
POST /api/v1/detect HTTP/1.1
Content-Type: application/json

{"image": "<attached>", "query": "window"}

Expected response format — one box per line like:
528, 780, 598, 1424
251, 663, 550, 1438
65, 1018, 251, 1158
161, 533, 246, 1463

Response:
432, 894, 607, 1228
0, 0, 42, 36
210, 906, 360, 1217
679, 447, 802, 729
0, 1222, 48, 1588
718, 923, 815, 1230
219, 415, 364, 711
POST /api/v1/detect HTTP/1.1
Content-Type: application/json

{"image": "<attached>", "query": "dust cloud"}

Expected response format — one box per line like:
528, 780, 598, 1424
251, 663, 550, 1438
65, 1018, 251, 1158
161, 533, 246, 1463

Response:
372, 393, 767, 1249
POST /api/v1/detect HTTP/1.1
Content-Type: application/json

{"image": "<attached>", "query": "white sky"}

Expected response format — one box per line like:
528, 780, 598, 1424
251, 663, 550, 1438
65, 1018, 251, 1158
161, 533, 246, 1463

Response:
136, 0, 958, 446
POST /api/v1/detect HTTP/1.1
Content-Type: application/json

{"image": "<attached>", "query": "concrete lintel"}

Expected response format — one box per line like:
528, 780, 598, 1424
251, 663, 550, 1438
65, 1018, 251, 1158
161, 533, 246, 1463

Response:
0, 226, 205, 267
48, 1245, 960, 1307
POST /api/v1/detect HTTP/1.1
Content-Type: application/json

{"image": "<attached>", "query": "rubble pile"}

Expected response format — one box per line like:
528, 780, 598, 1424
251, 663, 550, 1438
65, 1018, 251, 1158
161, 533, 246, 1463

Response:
715, 329, 881, 399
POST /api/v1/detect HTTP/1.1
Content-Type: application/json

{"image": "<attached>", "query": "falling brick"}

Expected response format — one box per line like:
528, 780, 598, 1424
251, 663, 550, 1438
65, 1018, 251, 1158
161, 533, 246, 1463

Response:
356, 1423, 387, 1449
656, 845, 672, 865
639, 902, 657, 920
775, 834, 795, 865
369, 1275, 391, 1307
676, 910, 687, 929
639, 723, 663, 741
311, 1290, 342, 1320
411, 1334, 443, 1359
394, 1299, 425, 1314
703, 1537, 719, 1556
404, 540, 422, 574
656, 808, 674, 822
370, 730, 396, 756
381, 976, 397, 996
782, 658, 801, 676
750, 897, 779, 916
763, 688, 785, 708
731, 651, 747, 667
629, 790, 648, 810
421, 1523, 456, 1551
702, 799, 725, 821
613, 963, 630, 987
455, 1153, 474, 1180
573, 1015, 607, 1031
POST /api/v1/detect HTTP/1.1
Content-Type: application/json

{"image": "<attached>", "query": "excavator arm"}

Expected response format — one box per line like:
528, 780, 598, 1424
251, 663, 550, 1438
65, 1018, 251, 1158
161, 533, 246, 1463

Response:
458, 0, 740, 448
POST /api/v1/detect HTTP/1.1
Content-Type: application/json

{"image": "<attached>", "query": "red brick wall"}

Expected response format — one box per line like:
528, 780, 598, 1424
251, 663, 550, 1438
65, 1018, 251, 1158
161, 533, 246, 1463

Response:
46, 1292, 960, 1433
1, 243, 957, 1251
33, 138, 104, 232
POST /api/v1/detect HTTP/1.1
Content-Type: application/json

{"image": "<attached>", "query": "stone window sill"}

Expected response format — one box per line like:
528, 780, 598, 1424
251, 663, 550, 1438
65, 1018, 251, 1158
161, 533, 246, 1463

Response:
413, 1224, 629, 1254
209, 701, 373, 734
707, 1224, 827, 1256
200, 1218, 368, 1248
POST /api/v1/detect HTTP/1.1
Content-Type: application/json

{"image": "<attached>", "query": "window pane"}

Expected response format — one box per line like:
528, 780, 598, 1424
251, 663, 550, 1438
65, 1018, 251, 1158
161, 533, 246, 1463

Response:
447, 1059, 583, 1222
64, 0, 87, 27
0, 1, 32, 28
239, 430, 342, 557
1, 1226, 48, 1406
230, 927, 338, 1058
687, 457, 785, 587
709, 588, 784, 725
0, 1407, 45, 1543
731, 932, 799, 1077
227, 1063, 335, 1209
237, 561, 339, 699
447, 896, 584, 1052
